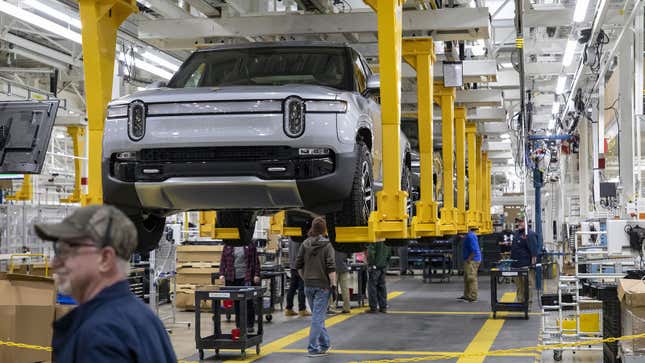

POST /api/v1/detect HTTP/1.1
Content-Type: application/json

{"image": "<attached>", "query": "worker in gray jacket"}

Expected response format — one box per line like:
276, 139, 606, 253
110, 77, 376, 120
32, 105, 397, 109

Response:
329, 251, 351, 313
285, 238, 310, 317
295, 216, 336, 357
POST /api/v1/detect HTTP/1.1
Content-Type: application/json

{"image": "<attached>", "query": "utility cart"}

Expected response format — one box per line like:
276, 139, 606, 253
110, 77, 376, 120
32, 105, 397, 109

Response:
260, 266, 286, 322
194, 286, 265, 360
490, 267, 530, 319
346, 262, 367, 307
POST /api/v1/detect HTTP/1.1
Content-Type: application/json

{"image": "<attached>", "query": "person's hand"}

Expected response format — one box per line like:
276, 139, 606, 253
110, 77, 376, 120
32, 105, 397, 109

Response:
254, 276, 261, 284
219, 275, 225, 282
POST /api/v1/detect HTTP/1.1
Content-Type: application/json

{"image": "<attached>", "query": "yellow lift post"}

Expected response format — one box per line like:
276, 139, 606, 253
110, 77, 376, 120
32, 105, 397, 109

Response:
482, 158, 493, 233
6, 175, 33, 201
335, 0, 409, 243
78, 0, 138, 205
198, 211, 240, 240
477, 136, 486, 229
268, 211, 303, 238
60, 126, 85, 204
466, 122, 480, 229
403, 38, 441, 239
434, 83, 457, 235
454, 107, 468, 233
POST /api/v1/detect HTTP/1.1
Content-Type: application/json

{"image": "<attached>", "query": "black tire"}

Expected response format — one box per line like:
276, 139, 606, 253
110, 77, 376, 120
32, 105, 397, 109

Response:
553, 350, 562, 361
199, 349, 204, 360
329, 141, 372, 253
266, 314, 272, 322
217, 211, 257, 246
130, 214, 166, 253
386, 166, 414, 248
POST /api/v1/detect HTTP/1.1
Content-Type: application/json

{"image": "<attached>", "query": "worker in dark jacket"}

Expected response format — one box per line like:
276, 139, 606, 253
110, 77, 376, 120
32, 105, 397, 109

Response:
296, 216, 336, 357
34, 205, 176, 363
366, 242, 390, 313
219, 241, 261, 333
511, 218, 539, 303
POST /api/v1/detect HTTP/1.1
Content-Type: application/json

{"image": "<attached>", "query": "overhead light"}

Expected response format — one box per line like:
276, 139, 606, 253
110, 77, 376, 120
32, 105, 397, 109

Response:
573, 0, 591, 23
24, 0, 82, 29
500, 62, 513, 68
0, 1, 81, 43
141, 52, 180, 72
500, 133, 510, 139
562, 40, 577, 67
118, 53, 173, 80
556, 75, 567, 94
552, 101, 560, 115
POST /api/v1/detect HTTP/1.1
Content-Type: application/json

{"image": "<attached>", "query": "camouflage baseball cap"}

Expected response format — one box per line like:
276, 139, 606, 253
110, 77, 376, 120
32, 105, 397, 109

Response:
34, 205, 138, 260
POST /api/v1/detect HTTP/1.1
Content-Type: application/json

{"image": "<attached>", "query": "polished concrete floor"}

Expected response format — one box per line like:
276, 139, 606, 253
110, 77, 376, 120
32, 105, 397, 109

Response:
164, 273, 604, 363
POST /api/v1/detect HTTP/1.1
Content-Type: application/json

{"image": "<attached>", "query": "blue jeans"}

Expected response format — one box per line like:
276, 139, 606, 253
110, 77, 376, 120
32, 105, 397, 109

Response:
304, 287, 330, 353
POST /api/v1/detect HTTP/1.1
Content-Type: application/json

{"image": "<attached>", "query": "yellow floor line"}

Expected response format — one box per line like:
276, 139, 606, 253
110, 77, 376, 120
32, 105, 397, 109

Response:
387, 311, 541, 316
276, 348, 539, 357
456, 292, 515, 363
223, 291, 404, 363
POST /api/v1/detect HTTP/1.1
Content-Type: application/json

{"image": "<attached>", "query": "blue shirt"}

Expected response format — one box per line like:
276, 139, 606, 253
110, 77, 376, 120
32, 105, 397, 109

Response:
52, 280, 177, 363
463, 231, 482, 262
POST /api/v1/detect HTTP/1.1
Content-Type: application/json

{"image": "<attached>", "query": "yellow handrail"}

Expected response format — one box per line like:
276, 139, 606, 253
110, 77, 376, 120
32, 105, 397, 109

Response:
9, 253, 49, 276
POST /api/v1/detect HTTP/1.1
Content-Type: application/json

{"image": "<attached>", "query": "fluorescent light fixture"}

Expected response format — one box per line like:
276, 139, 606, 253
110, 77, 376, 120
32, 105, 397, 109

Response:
552, 101, 560, 115
141, 52, 180, 72
24, 0, 82, 29
507, 159, 514, 165
500, 62, 513, 68
0, 1, 81, 43
573, 0, 591, 23
118, 53, 173, 80
562, 39, 577, 67
500, 133, 510, 139
556, 75, 567, 94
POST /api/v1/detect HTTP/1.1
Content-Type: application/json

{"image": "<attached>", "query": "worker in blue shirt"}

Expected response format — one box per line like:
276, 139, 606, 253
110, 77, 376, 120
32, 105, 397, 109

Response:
458, 228, 482, 302
511, 218, 539, 303
34, 205, 177, 363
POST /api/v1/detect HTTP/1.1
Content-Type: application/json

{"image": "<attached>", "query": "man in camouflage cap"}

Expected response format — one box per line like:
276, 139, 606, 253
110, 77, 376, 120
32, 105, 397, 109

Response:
35, 205, 176, 363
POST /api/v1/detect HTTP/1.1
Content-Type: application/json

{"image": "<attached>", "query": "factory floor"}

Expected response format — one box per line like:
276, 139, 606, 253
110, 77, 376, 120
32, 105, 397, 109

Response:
164, 273, 603, 363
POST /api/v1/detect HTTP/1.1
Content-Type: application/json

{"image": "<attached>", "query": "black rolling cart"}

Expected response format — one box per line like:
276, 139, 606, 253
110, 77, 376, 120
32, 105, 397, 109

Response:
490, 267, 529, 319
260, 267, 286, 322
194, 286, 265, 360
422, 252, 452, 283
346, 263, 367, 307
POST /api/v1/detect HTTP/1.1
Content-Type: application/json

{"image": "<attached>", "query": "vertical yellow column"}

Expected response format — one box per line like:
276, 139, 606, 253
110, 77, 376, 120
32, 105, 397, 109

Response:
485, 159, 493, 232
476, 135, 484, 224
435, 83, 456, 233
466, 124, 478, 228
403, 38, 438, 238
79, 0, 137, 205
6, 175, 33, 201
60, 126, 85, 203
371, 0, 408, 238
454, 107, 467, 232
199, 211, 216, 238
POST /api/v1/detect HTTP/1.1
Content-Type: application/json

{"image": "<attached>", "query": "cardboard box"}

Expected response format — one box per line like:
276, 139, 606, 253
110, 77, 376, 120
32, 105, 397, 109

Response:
175, 284, 213, 311
618, 279, 645, 353
0, 273, 56, 363
176, 266, 219, 285
177, 245, 223, 264
618, 278, 645, 307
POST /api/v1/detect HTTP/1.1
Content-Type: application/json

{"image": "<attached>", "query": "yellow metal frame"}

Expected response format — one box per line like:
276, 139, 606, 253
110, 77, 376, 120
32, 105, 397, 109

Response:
78, 0, 138, 205
454, 107, 467, 233
269, 211, 303, 237
402, 38, 441, 238
9, 254, 49, 276
60, 126, 85, 203
198, 211, 240, 240
335, 0, 408, 243
6, 175, 33, 201
434, 83, 457, 234
466, 122, 480, 229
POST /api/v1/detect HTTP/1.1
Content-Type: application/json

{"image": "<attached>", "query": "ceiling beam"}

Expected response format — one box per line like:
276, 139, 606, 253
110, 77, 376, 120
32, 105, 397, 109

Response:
138, 7, 491, 41
403, 89, 503, 107
2, 33, 82, 68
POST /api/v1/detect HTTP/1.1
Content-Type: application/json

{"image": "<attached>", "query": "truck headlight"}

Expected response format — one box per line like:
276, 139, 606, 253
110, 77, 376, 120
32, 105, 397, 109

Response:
284, 96, 305, 138
128, 100, 146, 141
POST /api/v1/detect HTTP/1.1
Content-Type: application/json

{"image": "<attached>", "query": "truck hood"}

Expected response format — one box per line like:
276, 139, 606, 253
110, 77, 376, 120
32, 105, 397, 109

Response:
110, 84, 342, 105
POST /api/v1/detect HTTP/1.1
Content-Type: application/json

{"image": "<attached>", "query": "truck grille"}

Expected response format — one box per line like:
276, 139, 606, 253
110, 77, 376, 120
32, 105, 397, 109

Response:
139, 146, 296, 162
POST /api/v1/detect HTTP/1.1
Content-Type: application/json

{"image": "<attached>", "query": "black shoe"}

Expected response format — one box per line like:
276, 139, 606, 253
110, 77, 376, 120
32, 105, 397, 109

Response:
466, 298, 477, 303
366, 309, 378, 313
379, 308, 387, 313
457, 296, 467, 300
307, 351, 328, 358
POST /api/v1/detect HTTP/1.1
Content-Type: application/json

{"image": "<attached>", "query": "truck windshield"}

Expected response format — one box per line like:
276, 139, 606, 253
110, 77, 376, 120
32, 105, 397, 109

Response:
168, 47, 351, 90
